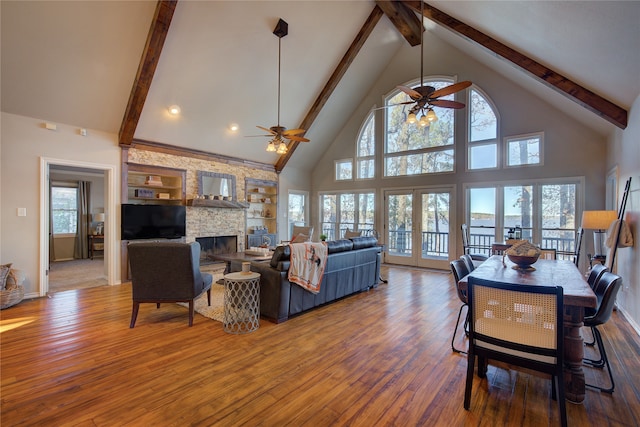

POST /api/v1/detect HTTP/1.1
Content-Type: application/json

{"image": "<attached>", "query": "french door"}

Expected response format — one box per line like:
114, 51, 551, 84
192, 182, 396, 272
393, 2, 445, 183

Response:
384, 186, 454, 269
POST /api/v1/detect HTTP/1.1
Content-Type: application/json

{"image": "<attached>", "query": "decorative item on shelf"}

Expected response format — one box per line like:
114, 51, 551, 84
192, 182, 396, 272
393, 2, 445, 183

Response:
145, 175, 163, 186
134, 189, 154, 198
157, 193, 171, 199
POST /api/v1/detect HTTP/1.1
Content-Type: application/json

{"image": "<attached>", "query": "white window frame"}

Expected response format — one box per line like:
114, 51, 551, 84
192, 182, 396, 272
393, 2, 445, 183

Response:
356, 109, 376, 180
504, 132, 544, 168
319, 190, 376, 241
335, 158, 353, 181
383, 76, 457, 178
463, 177, 584, 256
467, 86, 500, 171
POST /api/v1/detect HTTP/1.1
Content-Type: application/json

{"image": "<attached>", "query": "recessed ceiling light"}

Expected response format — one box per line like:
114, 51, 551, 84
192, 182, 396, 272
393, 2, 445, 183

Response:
168, 105, 181, 115
229, 123, 239, 132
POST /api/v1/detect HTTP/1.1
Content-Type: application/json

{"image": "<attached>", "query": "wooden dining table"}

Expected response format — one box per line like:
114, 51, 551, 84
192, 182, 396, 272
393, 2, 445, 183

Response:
458, 255, 597, 404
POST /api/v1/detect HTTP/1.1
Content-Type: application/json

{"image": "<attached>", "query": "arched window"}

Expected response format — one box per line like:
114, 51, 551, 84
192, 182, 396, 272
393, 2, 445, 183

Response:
356, 110, 375, 179
468, 87, 499, 170
384, 78, 456, 177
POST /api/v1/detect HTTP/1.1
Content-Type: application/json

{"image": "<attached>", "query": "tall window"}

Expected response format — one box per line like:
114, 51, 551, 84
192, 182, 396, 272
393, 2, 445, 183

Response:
465, 179, 580, 259
320, 191, 375, 241
384, 78, 456, 177
356, 111, 375, 179
52, 185, 78, 235
468, 88, 498, 170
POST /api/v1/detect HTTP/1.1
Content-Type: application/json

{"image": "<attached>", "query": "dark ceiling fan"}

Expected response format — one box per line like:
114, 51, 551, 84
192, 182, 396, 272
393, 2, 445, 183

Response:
252, 19, 309, 154
388, 1, 471, 126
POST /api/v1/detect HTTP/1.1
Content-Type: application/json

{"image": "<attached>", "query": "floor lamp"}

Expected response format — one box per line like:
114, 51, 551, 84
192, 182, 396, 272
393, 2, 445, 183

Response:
581, 210, 617, 266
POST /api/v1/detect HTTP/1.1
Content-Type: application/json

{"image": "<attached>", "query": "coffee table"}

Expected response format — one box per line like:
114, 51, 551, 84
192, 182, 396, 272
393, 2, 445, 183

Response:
209, 251, 273, 275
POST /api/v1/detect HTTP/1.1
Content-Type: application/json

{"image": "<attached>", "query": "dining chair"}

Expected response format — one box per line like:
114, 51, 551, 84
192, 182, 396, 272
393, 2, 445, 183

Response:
586, 264, 608, 290
460, 254, 476, 273
573, 227, 584, 266
461, 224, 489, 262
539, 248, 557, 260
281, 225, 314, 244
464, 277, 566, 427
450, 259, 471, 354
583, 272, 623, 393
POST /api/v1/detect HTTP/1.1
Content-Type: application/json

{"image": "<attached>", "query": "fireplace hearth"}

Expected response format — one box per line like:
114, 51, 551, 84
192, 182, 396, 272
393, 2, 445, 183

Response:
196, 235, 237, 265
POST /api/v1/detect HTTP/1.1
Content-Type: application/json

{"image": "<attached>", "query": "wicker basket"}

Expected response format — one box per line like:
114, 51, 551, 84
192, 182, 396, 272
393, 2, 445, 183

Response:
1, 285, 24, 309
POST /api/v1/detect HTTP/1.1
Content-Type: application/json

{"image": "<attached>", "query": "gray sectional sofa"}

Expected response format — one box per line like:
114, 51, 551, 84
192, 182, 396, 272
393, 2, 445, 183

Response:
230, 236, 382, 323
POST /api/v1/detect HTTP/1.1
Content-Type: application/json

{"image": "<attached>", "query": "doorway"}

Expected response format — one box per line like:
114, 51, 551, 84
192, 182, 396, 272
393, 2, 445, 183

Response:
39, 157, 117, 295
384, 186, 455, 269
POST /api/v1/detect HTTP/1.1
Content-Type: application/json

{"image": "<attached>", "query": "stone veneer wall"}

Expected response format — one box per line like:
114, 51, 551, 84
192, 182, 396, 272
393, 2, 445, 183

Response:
127, 148, 278, 249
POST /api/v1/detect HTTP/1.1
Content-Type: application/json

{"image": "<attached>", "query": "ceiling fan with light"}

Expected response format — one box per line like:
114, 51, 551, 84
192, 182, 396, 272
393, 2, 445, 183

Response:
388, 1, 472, 127
252, 18, 309, 154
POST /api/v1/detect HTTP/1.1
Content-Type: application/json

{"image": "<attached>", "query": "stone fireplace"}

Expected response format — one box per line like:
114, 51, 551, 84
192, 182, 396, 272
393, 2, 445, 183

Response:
196, 235, 238, 265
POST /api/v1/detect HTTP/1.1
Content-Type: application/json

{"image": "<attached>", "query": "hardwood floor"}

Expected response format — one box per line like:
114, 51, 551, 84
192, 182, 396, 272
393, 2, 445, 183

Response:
1, 265, 639, 426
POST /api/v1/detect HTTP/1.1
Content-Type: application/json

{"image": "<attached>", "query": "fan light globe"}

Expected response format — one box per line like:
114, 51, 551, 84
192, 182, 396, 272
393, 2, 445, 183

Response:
426, 109, 438, 123
276, 142, 288, 154
419, 115, 430, 127
407, 112, 417, 124
266, 141, 277, 152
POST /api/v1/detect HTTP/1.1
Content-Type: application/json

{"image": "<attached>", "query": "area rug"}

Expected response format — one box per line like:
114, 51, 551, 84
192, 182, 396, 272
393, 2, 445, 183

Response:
177, 284, 225, 322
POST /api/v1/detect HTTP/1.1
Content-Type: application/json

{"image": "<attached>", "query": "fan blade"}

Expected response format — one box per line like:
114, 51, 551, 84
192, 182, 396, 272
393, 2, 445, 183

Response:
429, 81, 472, 99
256, 125, 277, 135
396, 85, 422, 100
286, 135, 310, 142
429, 99, 466, 109
283, 128, 306, 136
245, 134, 272, 138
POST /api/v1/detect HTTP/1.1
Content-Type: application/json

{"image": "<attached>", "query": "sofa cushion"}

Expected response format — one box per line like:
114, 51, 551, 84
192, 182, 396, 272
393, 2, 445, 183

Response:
326, 239, 353, 253
270, 245, 291, 268
349, 236, 378, 249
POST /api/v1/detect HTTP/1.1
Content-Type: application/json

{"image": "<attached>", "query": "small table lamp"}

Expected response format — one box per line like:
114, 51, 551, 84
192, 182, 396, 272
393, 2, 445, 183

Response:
581, 210, 617, 262
94, 213, 106, 235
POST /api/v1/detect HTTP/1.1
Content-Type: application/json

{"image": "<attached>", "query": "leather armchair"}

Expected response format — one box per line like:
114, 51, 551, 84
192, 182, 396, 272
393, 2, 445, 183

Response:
128, 242, 213, 327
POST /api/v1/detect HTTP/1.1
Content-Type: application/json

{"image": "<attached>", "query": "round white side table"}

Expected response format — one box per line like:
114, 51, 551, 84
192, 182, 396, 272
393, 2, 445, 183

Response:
223, 272, 260, 334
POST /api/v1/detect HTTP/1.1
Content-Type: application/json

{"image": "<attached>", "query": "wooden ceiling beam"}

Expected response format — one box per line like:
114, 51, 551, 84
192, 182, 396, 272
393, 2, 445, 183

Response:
119, 0, 177, 146
275, 5, 385, 172
375, 1, 422, 47
405, 1, 627, 129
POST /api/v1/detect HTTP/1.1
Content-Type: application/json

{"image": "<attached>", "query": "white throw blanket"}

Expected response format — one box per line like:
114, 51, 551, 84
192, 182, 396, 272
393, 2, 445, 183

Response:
288, 242, 328, 294
606, 219, 634, 248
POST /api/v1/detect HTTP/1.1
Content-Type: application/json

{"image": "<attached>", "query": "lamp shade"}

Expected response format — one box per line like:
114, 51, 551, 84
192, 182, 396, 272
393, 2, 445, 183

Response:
93, 213, 106, 222
581, 210, 617, 231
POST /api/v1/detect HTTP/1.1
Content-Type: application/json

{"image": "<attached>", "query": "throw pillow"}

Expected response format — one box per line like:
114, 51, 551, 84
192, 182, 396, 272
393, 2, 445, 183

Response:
291, 233, 309, 243
0, 263, 12, 290
344, 230, 362, 239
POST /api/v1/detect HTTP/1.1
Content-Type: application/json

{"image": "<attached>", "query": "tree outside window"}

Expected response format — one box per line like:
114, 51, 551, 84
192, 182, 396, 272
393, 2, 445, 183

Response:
52, 186, 78, 234
385, 79, 455, 177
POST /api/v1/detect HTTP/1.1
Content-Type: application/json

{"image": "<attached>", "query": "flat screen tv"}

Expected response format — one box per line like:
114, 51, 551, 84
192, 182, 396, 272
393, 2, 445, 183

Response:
121, 204, 186, 240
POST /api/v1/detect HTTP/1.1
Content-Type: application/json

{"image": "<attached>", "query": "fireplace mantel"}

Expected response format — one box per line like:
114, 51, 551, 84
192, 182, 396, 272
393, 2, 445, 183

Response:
187, 199, 249, 209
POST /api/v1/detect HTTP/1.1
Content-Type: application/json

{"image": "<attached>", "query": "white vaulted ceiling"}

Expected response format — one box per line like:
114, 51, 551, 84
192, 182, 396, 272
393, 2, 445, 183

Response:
2, 1, 639, 170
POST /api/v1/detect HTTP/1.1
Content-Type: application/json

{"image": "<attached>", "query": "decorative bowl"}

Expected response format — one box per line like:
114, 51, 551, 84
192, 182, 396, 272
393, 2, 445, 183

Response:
507, 254, 540, 269
506, 240, 541, 269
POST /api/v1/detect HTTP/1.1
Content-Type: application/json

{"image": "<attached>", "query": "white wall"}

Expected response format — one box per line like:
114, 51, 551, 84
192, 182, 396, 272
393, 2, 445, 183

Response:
607, 94, 640, 332
0, 112, 120, 296
311, 34, 608, 243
